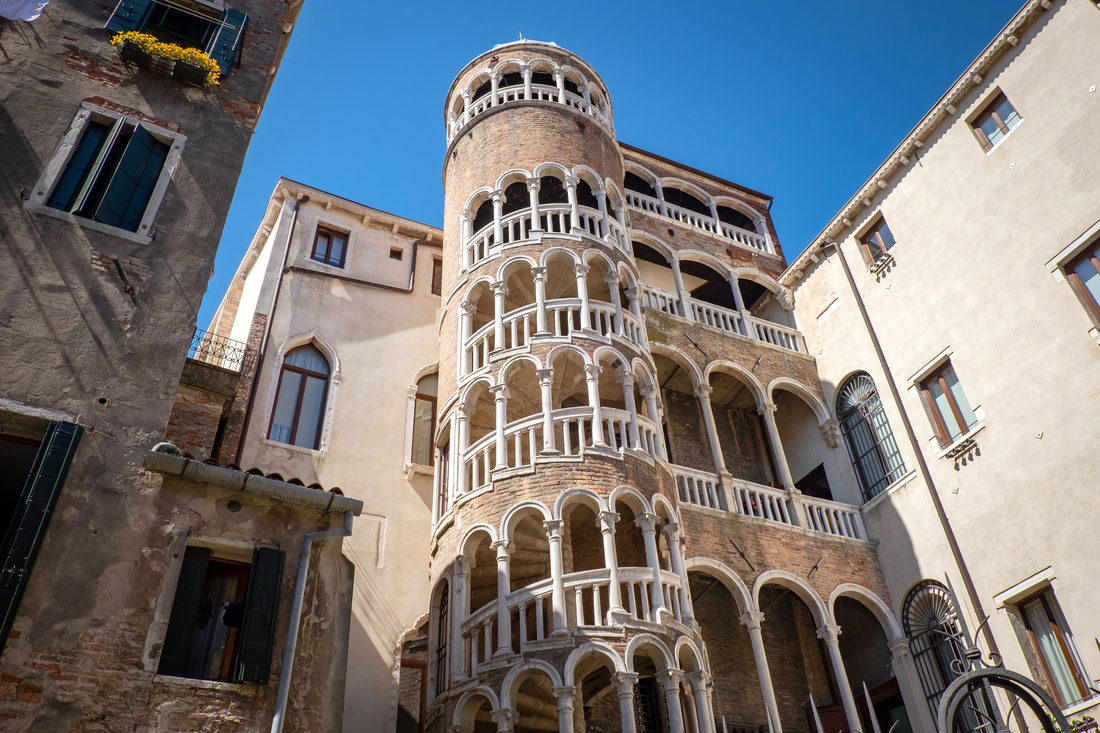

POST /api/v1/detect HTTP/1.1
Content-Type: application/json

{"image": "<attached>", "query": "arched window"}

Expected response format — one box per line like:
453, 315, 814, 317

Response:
837, 373, 905, 501
434, 579, 449, 697
903, 580, 990, 730
412, 373, 438, 466
268, 344, 330, 449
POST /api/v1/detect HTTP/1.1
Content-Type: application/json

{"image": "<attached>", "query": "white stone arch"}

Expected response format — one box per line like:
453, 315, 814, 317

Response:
603, 178, 626, 208
828, 583, 904, 641
533, 161, 571, 181
630, 356, 657, 390
463, 186, 495, 218
546, 342, 594, 367
493, 58, 525, 80
498, 353, 544, 384
752, 569, 829, 627
553, 487, 608, 521
629, 231, 675, 265
616, 262, 639, 290
732, 267, 785, 298
501, 500, 553, 542
495, 167, 533, 192
559, 64, 589, 90
497, 254, 538, 283
564, 641, 626, 686
713, 196, 766, 234
265, 330, 341, 452
608, 484, 651, 516
625, 633, 677, 673
767, 377, 831, 425
582, 247, 618, 271
461, 275, 495, 308
658, 176, 713, 207
703, 360, 767, 408
683, 556, 753, 616
675, 248, 734, 280
500, 659, 563, 710
539, 246, 581, 268
460, 523, 498, 557
648, 343, 704, 391
453, 686, 500, 728
624, 161, 660, 187
591, 343, 632, 371
674, 636, 706, 674
412, 361, 439, 385
463, 69, 494, 100
526, 57, 559, 77
571, 164, 603, 190
650, 493, 678, 523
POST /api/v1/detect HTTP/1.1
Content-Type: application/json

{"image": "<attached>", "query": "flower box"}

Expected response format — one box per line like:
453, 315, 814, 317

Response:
173, 60, 210, 87
149, 56, 176, 76
119, 40, 152, 69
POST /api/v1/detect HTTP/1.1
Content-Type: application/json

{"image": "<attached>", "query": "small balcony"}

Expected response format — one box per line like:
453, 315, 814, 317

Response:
624, 189, 773, 254
640, 284, 807, 354
188, 328, 251, 373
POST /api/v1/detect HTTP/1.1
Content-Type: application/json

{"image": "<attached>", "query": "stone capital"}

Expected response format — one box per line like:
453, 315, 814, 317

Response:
686, 670, 711, 691
565, 175, 580, 188
594, 184, 607, 197
739, 610, 765, 630
816, 624, 842, 642
461, 301, 477, 316
757, 402, 778, 416
583, 363, 603, 380
489, 384, 510, 400
462, 207, 474, 220
598, 510, 620, 530
616, 371, 636, 388
454, 555, 470, 577
536, 368, 554, 384
489, 189, 505, 204
490, 280, 508, 296
490, 709, 517, 731
491, 539, 511, 557
656, 669, 684, 690
819, 419, 842, 449
543, 519, 565, 538
612, 671, 639, 695
526, 176, 541, 190
694, 384, 713, 401
553, 685, 576, 713
456, 403, 469, 420
634, 512, 659, 533
661, 522, 680, 540
573, 263, 590, 277
603, 270, 620, 286
888, 637, 913, 659
531, 265, 547, 279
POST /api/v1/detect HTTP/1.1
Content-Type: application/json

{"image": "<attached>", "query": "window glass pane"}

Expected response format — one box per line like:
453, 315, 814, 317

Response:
293, 375, 326, 449
876, 220, 896, 250
330, 234, 346, 265
979, 114, 1005, 147
926, 378, 960, 440
1071, 255, 1100, 307
1023, 598, 1083, 705
285, 344, 329, 375
941, 365, 977, 433
994, 96, 1021, 131
417, 373, 438, 397
314, 232, 330, 263
412, 397, 434, 466
1046, 591, 1091, 688
270, 372, 302, 444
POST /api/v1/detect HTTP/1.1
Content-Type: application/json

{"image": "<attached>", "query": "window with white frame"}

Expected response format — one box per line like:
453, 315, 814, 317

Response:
1016, 588, 1093, 709
26, 103, 184, 242
411, 373, 438, 467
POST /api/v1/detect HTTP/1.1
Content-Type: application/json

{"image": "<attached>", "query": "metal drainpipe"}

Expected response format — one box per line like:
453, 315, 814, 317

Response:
270, 509, 353, 733
823, 240, 1000, 658
235, 195, 309, 465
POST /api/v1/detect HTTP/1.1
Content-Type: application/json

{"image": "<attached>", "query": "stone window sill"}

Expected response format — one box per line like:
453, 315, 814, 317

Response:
152, 674, 261, 696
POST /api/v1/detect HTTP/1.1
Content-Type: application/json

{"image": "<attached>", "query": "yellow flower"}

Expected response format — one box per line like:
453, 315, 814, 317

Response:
111, 32, 223, 84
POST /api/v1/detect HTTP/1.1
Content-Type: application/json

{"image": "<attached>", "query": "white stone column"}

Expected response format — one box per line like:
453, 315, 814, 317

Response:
460, 302, 475, 376
490, 71, 500, 107
654, 180, 669, 217
663, 524, 691, 626
554, 686, 576, 733
726, 275, 750, 337
544, 520, 569, 636
758, 403, 804, 525
687, 672, 716, 733
584, 363, 606, 446
456, 404, 470, 495
618, 371, 641, 451
642, 383, 668, 461
532, 266, 549, 335
461, 208, 473, 270
595, 184, 610, 238
537, 368, 557, 455
491, 281, 507, 351
451, 557, 469, 684
707, 198, 722, 235
575, 263, 592, 331
740, 611, 783, 733
461, 90, 472, 126
491, 189, 505, 245
658, 670, 687, 733
565, 175, 581, 233
555, 70, 566, 102
431, 446, 443, 526
671, 257, 690, 316
889, 637, 936, 733
490, 385, 509, 470
613, 672, 640, 733
616, 205, 628, 248
605, 271, 624, 336
522, 64, 533, 100
695, 385, 727, 475
598, 510, 623, 619
635, 512, 666, 619
491, 540, 513, 656
527, 177, 542, 232
818, 625, 861, 733
582, 85, 592, 114
625, 285, 642, 320
491, 709, 517, 733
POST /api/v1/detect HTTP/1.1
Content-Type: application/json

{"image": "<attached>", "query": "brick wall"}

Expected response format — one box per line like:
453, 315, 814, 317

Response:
163, 383, 228, 458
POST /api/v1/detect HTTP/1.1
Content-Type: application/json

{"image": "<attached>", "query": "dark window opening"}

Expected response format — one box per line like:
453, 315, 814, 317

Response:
501, 181, 528, 216
794, 464, 833, 501
575, 179, 599, 209
738, 279, 769, 311
717, 205, 756, 232
498, 71, 523, 89
563, 77, 581, 96
837, 373, 906, 501
679, 260, 737, 311
538, 176, 568, 205
471, 79, 491, 102
431, 258, 443, 297
472, 200, 494, 232
390, 248, 404, 261
434, 583, 449, 696
860, 217, 897, 266
531, 71, 555, 87
633, 677, 667, 733
145, 4, 217, 48
631, 241, 671, 268
624, 172, 658, 198
661, 187, 711, 217
0, 434, 42, 536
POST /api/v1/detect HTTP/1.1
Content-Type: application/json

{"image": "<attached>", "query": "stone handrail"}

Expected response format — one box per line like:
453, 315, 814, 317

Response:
673, 465, 723, 510
448, 83, 613, 142
465, 203, 628, 270
625, 189, 772, 253
800, 494, 865, 540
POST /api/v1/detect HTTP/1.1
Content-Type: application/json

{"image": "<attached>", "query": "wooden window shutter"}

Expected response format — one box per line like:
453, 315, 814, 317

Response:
94, 125, 169, 232
234, 547, 284, 684
0, 421, 84, 653
157, 546, 212, 677
207, 9, 249, 76
47, 122, 110, 211
104, 0, 156, 33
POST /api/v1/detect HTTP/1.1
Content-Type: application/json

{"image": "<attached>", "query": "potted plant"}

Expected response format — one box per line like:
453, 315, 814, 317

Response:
112, 31, 156, 69
111, 32, 221, 86
171, 46, 221, 87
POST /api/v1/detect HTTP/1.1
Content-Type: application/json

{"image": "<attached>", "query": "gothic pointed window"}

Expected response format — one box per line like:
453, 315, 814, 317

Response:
268, 344, 330, 449
837, 373, 905, 501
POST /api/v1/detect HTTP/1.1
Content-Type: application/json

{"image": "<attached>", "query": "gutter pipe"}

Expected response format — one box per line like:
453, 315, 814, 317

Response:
823, 241, 999, 657
270, 509, 354, 733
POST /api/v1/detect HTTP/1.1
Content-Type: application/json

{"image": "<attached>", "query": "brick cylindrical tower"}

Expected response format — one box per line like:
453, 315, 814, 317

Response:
428, 41, 708, 733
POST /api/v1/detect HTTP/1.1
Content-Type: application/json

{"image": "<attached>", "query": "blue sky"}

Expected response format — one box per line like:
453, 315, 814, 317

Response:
197, 0, 1025, 328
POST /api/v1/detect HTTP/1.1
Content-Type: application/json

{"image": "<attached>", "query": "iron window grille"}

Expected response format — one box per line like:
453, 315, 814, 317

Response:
435, 581, 449, 697
837, 374, 906, 501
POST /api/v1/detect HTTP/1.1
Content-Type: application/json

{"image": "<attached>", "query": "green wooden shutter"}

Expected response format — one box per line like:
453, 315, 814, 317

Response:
156, 546, 212, 677
0, 421, 83, 653
207, 8, 248, 76
104, 0, 155, 33
47, 121, 110, 212
93, 124, 168, 232
234, 547, 284, 684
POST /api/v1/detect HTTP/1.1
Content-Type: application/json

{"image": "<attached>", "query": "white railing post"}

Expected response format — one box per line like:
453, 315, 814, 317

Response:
544, 520, 569, 636
491, 385, 509, 471
537, 368, 557, 455
492, 540, 513, 655
574, 263, 592, 331
526, 177, 542, 232
584, 363, 606, 446
565, 175, 581, 233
